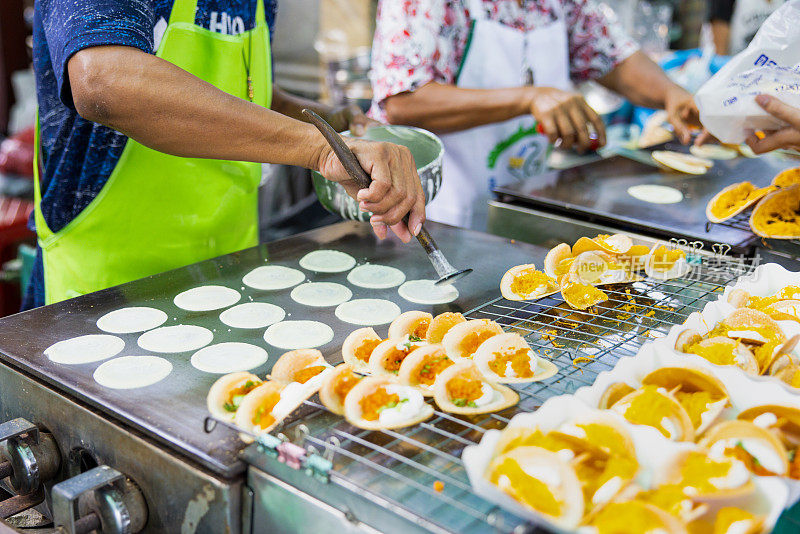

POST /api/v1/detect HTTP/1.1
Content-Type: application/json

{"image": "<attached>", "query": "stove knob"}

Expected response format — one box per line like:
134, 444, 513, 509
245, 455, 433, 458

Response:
0, 418, 61, 495
52, 466, 147, 534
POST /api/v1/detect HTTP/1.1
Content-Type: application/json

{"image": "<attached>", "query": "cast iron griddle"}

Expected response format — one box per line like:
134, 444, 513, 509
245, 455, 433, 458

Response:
495, 142, 800, 251
0, 221, 545, 478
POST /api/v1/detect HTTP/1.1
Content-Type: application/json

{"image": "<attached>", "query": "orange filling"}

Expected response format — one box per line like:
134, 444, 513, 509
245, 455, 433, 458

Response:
385, 346, 414, 373
489, 458, 561, 517
713, 508, 755, 534
622, 386, 681, 438
333, 371, 361, 401
415, 354, 453, 385
678, 452, 735, 494
487, 348, 534, 378
224, 379, 261, 412
252, 391, 281, 429
687, 342, 738, 366
359, 386, 400, 421
711, 183, 773, 218
354, 338, 382, 362
752, 192, 800, 236
459, 328, 499, 358
446, 375, 484, 407
294, 365, 326, 384
749, 285, 800, 309
673, 390, 716, 429
509, 268, 557, 298
410, 318, 431, 339
562, 281, 608, 310
650, 246, 685, 271
725, 444, 778, 476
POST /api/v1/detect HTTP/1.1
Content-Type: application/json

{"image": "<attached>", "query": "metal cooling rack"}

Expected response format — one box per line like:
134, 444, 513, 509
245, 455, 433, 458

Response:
226, 253, 800, 534
706, 210, 800, 249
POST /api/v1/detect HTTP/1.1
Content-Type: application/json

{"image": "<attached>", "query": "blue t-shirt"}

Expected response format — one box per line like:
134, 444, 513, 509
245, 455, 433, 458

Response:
25, 0, 277, 309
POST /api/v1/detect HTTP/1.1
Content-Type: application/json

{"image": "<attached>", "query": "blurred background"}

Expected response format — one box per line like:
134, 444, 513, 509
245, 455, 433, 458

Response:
0, 0, 779, 314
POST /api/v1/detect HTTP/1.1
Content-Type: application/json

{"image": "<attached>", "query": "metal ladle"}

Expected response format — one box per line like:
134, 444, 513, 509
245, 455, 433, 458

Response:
302, 109, 472, 286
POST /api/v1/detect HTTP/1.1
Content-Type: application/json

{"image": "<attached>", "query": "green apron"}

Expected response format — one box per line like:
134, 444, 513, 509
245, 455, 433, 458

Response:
33, 0, 272, 304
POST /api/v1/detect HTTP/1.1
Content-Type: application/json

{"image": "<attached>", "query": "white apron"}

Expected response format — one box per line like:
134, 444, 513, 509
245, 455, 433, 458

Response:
728, 0, 784, 55
427, 0, 571, 229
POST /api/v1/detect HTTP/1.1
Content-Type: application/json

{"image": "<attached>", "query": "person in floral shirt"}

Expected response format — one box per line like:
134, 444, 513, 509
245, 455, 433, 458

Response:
370, 0, 697, 146
369, 0, 700, 228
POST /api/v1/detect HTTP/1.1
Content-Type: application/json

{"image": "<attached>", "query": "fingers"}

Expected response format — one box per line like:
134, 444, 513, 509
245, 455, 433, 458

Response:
746, 128, 800, 154
370, 221, 388, 240
540, 114, 559, 144
756, 94, 800, 127
567, 103, 591, 152
666, 101, 691, 145
582, 101, 607, 148
554, 111, 576, 150
350, 141, 423, 239
386, 220, 412, 244
357, 179, 391, 204
693, 129, 716, 147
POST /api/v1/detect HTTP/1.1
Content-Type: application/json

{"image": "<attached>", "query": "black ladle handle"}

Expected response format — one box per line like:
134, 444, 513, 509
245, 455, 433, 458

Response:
301, 108, 438, 255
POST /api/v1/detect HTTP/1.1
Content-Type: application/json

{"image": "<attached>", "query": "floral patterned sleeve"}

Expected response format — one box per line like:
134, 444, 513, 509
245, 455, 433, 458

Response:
369, 0, 468, 121
562, 0, 639, 83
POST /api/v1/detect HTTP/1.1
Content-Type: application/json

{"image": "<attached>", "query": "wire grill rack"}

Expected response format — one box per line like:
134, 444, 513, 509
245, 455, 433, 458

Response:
706, 210, 800, 249
243, 254, 800, 534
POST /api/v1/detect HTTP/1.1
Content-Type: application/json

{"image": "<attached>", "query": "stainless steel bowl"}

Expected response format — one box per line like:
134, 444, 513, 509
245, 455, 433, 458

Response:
312, 125, 443, 222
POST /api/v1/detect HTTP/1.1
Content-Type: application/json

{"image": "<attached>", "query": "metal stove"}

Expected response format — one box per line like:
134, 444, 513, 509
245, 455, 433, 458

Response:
490, 142, 800, 263
1, 221, 797, 533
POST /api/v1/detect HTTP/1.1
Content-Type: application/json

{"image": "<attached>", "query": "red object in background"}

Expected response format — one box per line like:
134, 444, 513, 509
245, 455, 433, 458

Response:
0, 126, 35, 177
0, 196, 34, 315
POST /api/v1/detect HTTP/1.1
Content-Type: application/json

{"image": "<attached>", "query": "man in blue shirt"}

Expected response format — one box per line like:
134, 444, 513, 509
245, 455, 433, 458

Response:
28, 0, 425, 308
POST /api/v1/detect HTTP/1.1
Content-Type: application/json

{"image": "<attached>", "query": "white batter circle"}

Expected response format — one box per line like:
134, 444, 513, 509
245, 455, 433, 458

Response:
174, 285, 240, 312
96, 307, 168, 334
45, 335, 125, 365
398, 280, 459, 305
219, 302, 285, 329
627, 184, 684, 205
264, 321, 334, 350
299, 250, 356, 273
290, 282, 352, 307
335, 299, 401, 326
346, 264, 406, 289
93, 356, 173, 389
243, 265, 305, 291
190, 342, 269, 374
137, 325, 213, 353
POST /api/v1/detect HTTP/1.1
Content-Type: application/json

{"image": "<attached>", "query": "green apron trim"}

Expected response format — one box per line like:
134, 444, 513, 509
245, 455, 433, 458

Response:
33, 0, 272, 304
455, 19, 477, 85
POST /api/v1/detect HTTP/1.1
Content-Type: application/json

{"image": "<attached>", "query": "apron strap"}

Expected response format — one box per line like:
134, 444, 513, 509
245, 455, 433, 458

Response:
32, 110, 54, 240
256, 0, 266, 25
169, 0, 199, 26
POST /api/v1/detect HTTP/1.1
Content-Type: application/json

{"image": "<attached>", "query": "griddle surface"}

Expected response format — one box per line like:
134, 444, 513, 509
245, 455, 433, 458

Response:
0, 222, 544, 477
496, 143, 800, 250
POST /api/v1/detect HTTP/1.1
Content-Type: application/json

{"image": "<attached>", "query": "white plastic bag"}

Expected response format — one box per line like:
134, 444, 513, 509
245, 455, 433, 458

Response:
695, 0, 800, 143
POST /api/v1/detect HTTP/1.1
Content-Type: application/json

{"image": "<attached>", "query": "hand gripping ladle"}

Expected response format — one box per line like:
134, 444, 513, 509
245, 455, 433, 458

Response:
302, 109, 472, 286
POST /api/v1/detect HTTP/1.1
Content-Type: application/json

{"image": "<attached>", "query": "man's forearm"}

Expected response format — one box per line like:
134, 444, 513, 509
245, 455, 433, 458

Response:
597, 50, 678, 110
68, 46, 327, 170
383, 82, 531, 133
